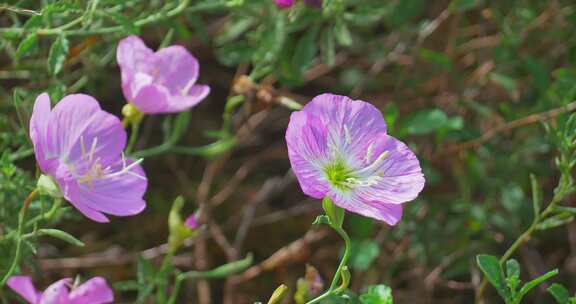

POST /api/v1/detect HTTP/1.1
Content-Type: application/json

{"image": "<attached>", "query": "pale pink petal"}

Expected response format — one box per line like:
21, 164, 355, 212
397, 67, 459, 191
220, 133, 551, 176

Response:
117, 36, 156, 101
164, 84, 210, 113
48, 94, 125, 167
303, 94, 387, 168
132, 84, 171, 113
327, 190, 403, 225
65, 160, 147, 217
39, 279, 71, 304
356, 133, 425, 204
154, 45, 199, 95
69, 277, 113, 304
185, 214, 199, 229
286, 111, 331, 198
30, 93, 57, 174
7, 276, 41, 304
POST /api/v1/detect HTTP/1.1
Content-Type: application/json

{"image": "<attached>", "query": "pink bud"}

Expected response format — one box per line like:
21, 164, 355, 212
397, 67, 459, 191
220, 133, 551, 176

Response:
185, 214, 199, 229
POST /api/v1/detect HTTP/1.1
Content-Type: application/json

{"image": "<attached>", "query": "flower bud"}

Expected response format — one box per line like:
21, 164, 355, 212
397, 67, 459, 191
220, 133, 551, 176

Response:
37, 174, 63, 198
121, 103, 144, 126
168, 196, 199, 252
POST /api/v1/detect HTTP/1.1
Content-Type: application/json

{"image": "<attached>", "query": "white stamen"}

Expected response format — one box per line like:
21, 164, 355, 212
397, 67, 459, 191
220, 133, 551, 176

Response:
89, 137, 98, 162
180, 79, 195, 96
104, 158, 145, 179
357, 150, 389, 175
80, 136, 87, 160
343, 125, 352, 145
365, 143, 374, 163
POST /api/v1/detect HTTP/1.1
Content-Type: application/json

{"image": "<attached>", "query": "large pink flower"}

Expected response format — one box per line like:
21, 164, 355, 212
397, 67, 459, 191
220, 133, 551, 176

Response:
7, 276, 113, 304
116, 35, 210, 114
30, 93, 147, 222
285, 94, 425, 225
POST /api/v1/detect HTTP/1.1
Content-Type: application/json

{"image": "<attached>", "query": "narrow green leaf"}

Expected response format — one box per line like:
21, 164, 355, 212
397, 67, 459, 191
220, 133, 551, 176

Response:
476, 254, 511, 300
334, 20, 352, 46
181, 253, 253, 279
548, 283, 570, 304
292, 26, 319, 76
536, 213, 574, 230
15, 33, 38, 59
320, 27, 335, 67
519, 269, 558, 297
36, 229, 84, 247
530, 174, 541, 221
47, 34, 69, 76
267, 284, 288, 304
505, 259, 520, 279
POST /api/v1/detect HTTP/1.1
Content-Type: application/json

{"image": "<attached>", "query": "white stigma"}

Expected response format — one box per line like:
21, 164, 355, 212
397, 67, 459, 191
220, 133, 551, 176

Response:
357, 150, 389, 175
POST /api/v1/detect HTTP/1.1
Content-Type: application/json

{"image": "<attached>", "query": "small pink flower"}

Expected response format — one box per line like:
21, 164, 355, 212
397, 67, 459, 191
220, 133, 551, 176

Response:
116, 35, 210, 114
185, 214, 199, 229
7, 276, 113, 304
275, 0, 294, 8
30, 93, 147, 222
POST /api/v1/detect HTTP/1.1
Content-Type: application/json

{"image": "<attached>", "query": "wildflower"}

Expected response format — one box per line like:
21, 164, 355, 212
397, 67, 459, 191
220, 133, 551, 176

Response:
275, 0, 294, 8
185, 214, 199, 229
116, 35, 210, 114
7, 276, 113, 304
285, 94, 424, 225
30, 93, 147, 222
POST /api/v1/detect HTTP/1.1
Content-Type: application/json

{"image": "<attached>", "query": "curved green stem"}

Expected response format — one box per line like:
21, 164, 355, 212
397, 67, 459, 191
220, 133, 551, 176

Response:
0, 189, 39, 287
125, 120, 141, 155
306, 225, 351, 304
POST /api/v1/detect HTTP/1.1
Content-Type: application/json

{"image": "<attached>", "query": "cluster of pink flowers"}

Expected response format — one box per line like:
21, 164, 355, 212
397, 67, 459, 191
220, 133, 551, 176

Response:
12, 32, 425, 301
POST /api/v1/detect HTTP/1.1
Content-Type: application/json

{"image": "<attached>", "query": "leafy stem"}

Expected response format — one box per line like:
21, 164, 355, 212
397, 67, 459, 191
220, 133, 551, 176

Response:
306, 200, 352, 304
0, 188, 39, 287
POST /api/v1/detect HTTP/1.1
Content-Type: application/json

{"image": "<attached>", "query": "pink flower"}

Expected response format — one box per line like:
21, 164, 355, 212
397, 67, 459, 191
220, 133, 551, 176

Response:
30, 93, 147, 222
285, 94, 425, 225
275, 0, 294, 8
184, 214, 199, 229
116, 35, 210, 114
7, 276, 113, 304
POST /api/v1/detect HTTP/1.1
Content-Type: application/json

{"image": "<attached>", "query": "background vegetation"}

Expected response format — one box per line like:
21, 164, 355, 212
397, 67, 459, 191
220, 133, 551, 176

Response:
1, 0, 576, 303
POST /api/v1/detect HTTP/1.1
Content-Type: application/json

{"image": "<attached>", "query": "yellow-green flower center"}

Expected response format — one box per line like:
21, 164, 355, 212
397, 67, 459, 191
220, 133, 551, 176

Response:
325, 159, 354, 191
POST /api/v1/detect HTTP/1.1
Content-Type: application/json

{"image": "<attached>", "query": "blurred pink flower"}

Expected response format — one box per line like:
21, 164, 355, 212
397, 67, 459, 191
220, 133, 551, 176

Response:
275, 0, 294, 8
285, 94, 425, 225
7, 276, 113, 304
30, 93, 147, 222
116, 35, 210, 114
185, 214, 199, 229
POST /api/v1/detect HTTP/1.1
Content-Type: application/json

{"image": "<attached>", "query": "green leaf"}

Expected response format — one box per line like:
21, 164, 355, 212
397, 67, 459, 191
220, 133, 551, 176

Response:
322, 197, 344, 228
109, 12, 140, 34
334, 20, 352, 46
181, 253, 253, 279
360, 284, 393, 304
403, 109, 448, 135
548, 283, 570, 304
15, 33, 38, 59
505, 259, 520, 280
36, 228, 84, 247
536, 213, 574, 230
320, 27, 335, 67
476, 254, 511, 300
519, 269, 558, 297
47, 34, 69, 76
490, 72, 517, 94
530, 174, 541, 220
292, 26, 319, 77
349, 239, 380, 271
312, 215, 331, 226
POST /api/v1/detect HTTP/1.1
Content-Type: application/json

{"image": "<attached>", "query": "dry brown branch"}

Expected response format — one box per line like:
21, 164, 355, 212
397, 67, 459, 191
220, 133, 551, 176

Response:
439, 101, 576, 156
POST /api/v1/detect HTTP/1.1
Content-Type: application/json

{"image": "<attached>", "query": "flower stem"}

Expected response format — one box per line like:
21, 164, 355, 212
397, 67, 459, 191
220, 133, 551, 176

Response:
0, 189, 39, 287
125, 120, 141, 155
306, 224, 352, 304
